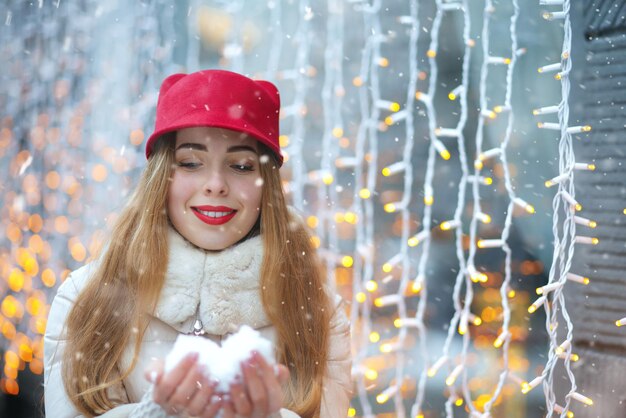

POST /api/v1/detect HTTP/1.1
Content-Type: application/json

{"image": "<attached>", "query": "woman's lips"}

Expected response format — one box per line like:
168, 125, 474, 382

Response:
191, 206, 237, 226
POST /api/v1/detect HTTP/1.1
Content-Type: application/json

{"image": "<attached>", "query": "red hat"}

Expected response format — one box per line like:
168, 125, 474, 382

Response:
146, 69, 283, 166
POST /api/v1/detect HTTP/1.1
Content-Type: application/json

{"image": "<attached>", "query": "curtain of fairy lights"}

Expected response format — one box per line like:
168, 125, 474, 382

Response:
1, 1, 599, 417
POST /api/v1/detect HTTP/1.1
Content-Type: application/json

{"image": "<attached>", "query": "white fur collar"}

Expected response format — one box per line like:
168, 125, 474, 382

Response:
154, 227, 270, 335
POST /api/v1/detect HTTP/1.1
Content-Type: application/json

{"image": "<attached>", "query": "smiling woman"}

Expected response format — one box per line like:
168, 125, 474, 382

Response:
168, 127, 263, 251
43, 70, 352, 418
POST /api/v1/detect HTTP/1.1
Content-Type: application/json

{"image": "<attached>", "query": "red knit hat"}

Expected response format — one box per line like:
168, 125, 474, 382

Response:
146, 69, 283, 166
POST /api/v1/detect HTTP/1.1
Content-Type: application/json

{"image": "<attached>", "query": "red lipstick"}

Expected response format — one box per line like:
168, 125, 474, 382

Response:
191, 205, 237, 226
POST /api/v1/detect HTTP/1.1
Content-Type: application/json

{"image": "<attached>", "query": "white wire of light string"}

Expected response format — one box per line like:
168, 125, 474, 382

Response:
536, 0, 594, 416
348, 0, 381, 416
280, 0, 313, 211
316, 0, 344, 285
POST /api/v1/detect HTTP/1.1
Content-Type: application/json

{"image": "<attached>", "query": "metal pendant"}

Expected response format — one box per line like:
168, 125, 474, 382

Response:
192, 318, 205, 336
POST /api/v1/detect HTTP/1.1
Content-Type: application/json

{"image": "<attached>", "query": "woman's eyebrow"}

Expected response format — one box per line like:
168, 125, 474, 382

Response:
175, 143, 207, 151
227, 145, 258, 154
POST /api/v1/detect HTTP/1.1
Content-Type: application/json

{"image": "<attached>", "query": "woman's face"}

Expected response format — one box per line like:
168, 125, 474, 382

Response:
167, 127, 263, 251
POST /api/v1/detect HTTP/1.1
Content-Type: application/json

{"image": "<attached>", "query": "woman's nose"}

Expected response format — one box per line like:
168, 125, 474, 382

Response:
202, 170, 228, 196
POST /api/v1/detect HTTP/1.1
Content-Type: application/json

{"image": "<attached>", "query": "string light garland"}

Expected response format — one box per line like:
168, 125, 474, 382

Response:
536, 0, 593, 416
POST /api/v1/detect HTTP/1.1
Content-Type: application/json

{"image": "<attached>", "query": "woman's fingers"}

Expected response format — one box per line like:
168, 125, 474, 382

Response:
153, 352, 199, 406
185, 373, 216, 417
229, 378, 252, 416
275, 364, 290, 385
200, 395, 222, 418
167, 363, 207, 412
143, 358, 164, 384
242, 355, 269, 416
253, 353, 283, 413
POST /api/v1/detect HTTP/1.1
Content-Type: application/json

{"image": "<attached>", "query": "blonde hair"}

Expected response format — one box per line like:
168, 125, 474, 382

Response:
62, 137, 332, 418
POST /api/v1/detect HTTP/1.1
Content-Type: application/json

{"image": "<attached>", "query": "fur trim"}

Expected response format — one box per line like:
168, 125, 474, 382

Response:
154, 227, 269, 335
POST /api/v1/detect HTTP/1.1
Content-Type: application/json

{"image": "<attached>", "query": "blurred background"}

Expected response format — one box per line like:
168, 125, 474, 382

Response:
3, 1, 622, 417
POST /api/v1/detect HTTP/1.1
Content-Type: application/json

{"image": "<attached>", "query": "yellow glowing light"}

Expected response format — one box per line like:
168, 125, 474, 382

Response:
376, 393, 389, 404
480, 214, 492, 224
380, 343, 394, 353
384, 203, 396, 213
8, 269, 24, 293
322, 174, 334, 185
525, 204, 536, 214
484, 177, 493, 185
382, 263, 393, 273
477, 240, 486, 249
332, 127, 344, 138
455, 398, 463, 407
427, 49, 436, 58
306, 216, 319, 228
439, 149, 451, 160
356, 292, 366, 303
378, 57, 389, 67
582, 125, 592, 132
458, 323, 467, 335
411, 280, 423, 294
591, 237, 599, 245
91, 164, 108, 182
415, 91, 423, 100
5, 351, 19, 369
359, 188, 371, 199
344, 212, 357, 224
334, 212, 345, 223
70, 242, 87, 262
341, 256, 353, 268
528, 305, 538, 314
41, 268, 56, 287
494, 336, 505, 348
473, 317, 482, 326
389, 102, 401, 112
394, 318, 402, 328
129, 129, 144, 146
486, 111, 497, 119
571, 354, 580, 362
504, 58, 512, 64
384, 116, 394, 126
365, 369, 378, 380
588, 221, 597, 228
440, 221, 454, 231
310, 236, 321, 248
369, 331, 380, 343
365, 280, 378, 292
408, 237, 420, 247
521, 382, 531, 394
348, 408, 356, 417
424, 195, 434, 206
448, 92, 457, 101
445, 376, 457, 387
382, 167, 391, 176
494, 105, 504, 113
279, 135, 289, 147
353, 76, 363, 87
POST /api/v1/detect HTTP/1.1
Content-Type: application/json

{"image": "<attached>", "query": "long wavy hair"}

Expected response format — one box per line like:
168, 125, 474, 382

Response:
61, 135, 332, 418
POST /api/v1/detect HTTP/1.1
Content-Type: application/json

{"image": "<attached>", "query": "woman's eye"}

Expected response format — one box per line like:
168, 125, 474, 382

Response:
177, 161, 200, 169
231, 163, 254, 172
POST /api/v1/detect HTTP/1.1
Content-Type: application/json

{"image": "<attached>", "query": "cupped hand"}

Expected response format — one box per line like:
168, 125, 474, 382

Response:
222, 351, 290, 418
145, 352, 222, 418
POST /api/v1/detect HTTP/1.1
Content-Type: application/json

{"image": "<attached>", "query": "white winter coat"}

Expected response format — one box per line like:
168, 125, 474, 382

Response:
44, 227, 352, 418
